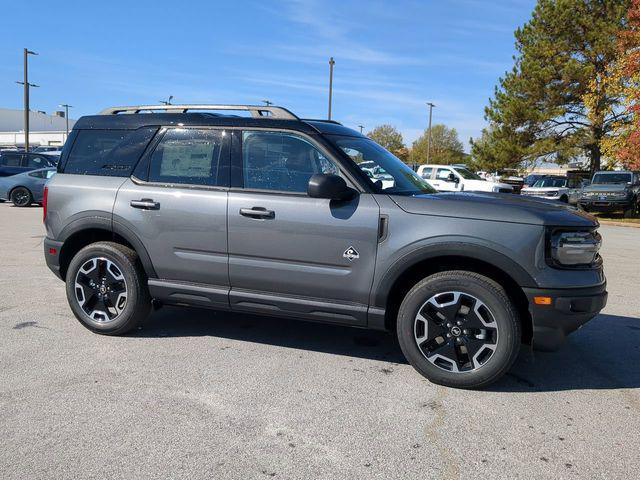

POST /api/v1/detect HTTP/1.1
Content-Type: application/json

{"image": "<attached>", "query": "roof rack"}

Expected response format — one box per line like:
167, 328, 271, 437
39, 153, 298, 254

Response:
99, 104, 299, 120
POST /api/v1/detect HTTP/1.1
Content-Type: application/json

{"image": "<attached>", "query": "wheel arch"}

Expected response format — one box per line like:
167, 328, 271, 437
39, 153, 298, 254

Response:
58, 220, 157, 281
9, 184, 32, 200
376, 246, 534, 344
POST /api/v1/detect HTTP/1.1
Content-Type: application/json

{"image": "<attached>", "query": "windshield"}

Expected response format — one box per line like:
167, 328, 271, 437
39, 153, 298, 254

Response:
453, 167, 482, 180
328, 135, 436, 195
592, 173, 632, 184
533, 178, 566, 188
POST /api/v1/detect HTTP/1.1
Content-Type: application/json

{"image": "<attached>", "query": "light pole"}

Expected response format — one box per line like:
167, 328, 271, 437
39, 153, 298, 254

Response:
426, 102, 435, 164
159, 95, 173, 106
328, 57, 335, 120
358, 125, 364, 134
15, 48, 38, 152
262, 100, 273, 106
59, 104, 73, 140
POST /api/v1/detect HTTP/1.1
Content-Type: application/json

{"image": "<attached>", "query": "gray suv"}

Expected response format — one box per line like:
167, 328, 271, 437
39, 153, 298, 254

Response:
43, 104, 607, 388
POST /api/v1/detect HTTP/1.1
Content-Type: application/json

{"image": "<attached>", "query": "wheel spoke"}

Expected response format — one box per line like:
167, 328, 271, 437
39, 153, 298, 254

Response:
414, 290, 501, 373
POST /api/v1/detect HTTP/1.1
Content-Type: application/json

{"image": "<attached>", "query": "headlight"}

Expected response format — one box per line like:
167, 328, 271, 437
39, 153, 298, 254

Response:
549, 230, 601, 267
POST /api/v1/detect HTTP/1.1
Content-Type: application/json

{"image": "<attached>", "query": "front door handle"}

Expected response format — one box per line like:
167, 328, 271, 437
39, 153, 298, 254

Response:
130, 198, 160, 210
239, 207, 275, 219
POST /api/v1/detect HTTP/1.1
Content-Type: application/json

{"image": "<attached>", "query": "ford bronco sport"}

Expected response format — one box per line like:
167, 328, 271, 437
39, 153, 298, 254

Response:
43, 104, 607, 388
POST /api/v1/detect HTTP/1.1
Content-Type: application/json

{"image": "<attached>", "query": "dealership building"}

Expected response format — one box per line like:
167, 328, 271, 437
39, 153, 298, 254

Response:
0, 108, 76, 148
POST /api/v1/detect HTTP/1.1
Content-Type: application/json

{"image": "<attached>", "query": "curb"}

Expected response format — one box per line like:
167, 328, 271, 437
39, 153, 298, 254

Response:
598, 219, 640, 229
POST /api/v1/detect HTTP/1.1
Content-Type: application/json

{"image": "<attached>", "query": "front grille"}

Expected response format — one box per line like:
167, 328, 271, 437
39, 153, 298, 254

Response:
498, 188, 512, 193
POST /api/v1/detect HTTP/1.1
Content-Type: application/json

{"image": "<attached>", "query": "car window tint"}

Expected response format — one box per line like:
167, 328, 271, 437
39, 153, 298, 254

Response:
25, 155, 46, 168
436, 168, 452, 180
242, 131, 338, 193
63, 128, 157, 177
1, 154, 21, 167
148, 128, 226, 186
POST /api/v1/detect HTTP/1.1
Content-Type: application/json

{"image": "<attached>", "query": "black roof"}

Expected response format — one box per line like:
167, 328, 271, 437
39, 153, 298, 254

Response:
73, 113, 364, 137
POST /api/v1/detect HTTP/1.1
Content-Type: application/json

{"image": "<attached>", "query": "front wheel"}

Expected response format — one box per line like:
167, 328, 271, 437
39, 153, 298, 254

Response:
397, 271, 521, 389
623, 202, 638, 219
65, 241, 151, 335
10, 187, 32, 207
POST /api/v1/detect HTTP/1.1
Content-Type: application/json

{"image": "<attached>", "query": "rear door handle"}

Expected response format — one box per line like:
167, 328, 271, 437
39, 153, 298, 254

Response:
130, 198, 160, 210
239, 207, 275, 219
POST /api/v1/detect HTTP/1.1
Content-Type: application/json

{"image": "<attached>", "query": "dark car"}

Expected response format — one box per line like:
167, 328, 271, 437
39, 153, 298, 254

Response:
43, 104, 606, 389
579, 171, 640, 218
0, 151, 57, 177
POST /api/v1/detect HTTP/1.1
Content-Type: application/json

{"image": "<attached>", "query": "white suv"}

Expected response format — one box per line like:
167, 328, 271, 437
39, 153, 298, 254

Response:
417, 164, 513, 193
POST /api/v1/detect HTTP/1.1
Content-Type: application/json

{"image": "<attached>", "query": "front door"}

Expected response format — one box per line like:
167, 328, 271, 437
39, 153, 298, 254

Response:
113, 127, 230, 306
227, 130, 380, 325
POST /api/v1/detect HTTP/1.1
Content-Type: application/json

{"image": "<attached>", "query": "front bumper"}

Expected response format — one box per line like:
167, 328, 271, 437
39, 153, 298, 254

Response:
579, 198, 631, 212
44, 237, 64, 280
523, 282, 607, 351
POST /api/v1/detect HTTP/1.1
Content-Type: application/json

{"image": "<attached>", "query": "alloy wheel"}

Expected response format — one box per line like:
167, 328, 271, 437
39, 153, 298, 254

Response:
414, 291, 499, 373
12, 188, 31, 207
74, 257, 128, 322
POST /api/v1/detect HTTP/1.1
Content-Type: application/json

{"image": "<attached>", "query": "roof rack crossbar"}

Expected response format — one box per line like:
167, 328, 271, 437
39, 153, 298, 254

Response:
99, 104, 299, 120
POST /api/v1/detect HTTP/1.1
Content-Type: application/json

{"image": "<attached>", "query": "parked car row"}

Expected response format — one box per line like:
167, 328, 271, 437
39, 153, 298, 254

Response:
0, 167, 56, 206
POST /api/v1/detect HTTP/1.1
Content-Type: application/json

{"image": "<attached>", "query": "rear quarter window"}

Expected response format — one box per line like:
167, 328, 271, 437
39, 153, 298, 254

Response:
62, 127, 158, 176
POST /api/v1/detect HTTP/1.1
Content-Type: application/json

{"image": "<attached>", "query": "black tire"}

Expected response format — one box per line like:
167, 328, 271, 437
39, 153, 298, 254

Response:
397, 271, 521, 389
65, 241, 151, 335
10, 186, 32, 207
559, 195, 568, 203
623, 201, 638, 219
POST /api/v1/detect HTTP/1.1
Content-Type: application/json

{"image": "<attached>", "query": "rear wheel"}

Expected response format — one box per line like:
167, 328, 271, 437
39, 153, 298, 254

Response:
559, 195, 568, 203
65, 241, 151, 335
10, 187, 32, 207
397, 271, 521, 389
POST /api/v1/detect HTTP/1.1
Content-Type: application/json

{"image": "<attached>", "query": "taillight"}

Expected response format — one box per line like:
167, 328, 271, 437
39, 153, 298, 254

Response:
43, 186, 48, 223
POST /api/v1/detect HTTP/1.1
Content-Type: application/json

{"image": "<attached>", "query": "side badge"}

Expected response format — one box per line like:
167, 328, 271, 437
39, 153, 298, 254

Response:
343, 246, 359, 261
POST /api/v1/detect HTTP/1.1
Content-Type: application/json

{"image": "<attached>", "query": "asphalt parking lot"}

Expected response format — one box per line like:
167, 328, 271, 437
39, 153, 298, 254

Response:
0, 202, 638, 480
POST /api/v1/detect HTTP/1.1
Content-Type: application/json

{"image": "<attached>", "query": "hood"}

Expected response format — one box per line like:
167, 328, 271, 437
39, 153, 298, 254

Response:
522, 186, 567, 193
583, 183, 629, 192
391, 191, 597, 227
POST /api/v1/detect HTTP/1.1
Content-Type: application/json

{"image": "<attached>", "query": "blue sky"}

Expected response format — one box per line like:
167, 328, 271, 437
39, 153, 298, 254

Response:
0, 0, 535, 150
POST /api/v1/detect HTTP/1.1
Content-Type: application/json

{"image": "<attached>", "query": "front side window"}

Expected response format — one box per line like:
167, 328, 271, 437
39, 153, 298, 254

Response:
148, 128, 227, 186
436, 168, 453, 180
242, 131, 339, 193
25, 155, 48, 168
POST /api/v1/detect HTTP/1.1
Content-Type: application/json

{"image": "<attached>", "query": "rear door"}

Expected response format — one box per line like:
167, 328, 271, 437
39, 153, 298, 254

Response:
226, 130, 380, 325
113, 127, 231, 307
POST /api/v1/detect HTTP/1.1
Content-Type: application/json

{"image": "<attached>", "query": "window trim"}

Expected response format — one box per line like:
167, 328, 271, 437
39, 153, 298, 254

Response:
138, 125, 231, 189
233, 128, 360, 196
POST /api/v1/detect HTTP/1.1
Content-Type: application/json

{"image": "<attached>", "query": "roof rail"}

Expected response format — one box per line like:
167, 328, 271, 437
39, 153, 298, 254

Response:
99, 104, 299, 120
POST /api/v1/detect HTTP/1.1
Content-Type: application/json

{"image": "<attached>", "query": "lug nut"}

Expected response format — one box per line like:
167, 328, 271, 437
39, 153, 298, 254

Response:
446, 333, 451, 338
457, 321, 462, 326
446, 323, 452, 328
463, 329, 469, 335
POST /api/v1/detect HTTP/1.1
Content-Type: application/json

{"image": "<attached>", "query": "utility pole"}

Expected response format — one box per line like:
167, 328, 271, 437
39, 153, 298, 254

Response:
328, 57, 335, 120
426, 102, 435, 164
159, 95, 173, 105
15, 48, 38, 151
358, 125, 364, 134
59, 104, 73, 140
262, 99, 273, 106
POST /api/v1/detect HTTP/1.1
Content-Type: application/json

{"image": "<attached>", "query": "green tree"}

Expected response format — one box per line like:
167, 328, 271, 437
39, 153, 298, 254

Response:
478, 0, 630, 173
409, 124, 465, 165
366, 124, 405, 153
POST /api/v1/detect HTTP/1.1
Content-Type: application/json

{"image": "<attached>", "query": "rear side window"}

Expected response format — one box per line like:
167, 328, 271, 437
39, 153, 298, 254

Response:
24, 155, 49, 168
1, 154, 22, 167
147, 128, 228, 186
62, 128, 157, 176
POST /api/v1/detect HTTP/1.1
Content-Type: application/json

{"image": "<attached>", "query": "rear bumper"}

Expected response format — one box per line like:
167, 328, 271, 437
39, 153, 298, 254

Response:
44, 237, 64, 280
523, 283, 607, 351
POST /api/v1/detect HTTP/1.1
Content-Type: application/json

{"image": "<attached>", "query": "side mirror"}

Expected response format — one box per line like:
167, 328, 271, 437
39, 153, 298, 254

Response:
447, 173, 459, 183
308, 173, 356, 201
